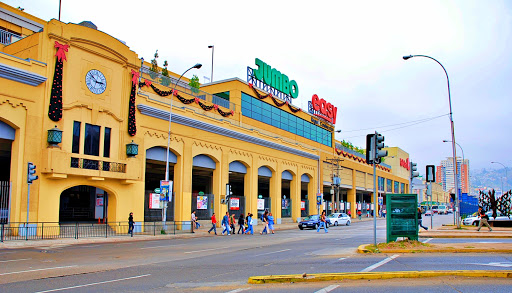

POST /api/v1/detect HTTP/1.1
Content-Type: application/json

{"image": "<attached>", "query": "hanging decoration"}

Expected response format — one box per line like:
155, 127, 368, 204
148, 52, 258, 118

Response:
335, 148, 391, 172
48, 41, 69, 122
249, 83, 301, 113
128, 69, 138, 136
139, 80, 234, 117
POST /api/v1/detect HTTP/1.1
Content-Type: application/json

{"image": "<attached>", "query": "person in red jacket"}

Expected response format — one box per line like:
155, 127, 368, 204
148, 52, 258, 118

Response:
208, 213, 217, 235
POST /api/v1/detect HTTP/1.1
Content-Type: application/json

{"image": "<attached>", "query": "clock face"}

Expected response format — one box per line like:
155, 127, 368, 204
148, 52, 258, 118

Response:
85, 69, 107, 94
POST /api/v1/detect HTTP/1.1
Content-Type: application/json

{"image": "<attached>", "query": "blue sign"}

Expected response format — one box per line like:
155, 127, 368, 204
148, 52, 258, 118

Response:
317, 195, 322, 205
160, 180, 172, 202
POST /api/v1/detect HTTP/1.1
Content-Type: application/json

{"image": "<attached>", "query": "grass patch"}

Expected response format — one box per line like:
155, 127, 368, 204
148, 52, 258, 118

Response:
465, 246, 475, 248
365, 240, 432, 251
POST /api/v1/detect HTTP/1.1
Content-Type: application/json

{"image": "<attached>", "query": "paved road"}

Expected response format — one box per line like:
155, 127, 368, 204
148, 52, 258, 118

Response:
1, 215, 511, 292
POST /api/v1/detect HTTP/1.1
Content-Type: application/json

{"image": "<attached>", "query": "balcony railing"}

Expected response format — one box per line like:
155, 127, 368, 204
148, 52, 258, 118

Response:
0, 29, 23, 46
70, 157, 126, 173
334, 143, 392, 170
140, 67, 236, 112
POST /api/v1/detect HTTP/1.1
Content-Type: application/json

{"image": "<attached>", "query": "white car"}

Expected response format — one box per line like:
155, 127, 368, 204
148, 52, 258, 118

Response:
327, 213, 351, 226
463, 211, 511, 226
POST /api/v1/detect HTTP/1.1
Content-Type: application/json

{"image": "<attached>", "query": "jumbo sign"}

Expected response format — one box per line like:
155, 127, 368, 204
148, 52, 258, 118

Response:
253, 58, 299, 99
400, 158, 410, 170
310, 94, 338, 124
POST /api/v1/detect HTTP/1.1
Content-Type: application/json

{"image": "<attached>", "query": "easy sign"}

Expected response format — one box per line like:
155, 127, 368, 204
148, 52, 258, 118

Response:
311, 94, 337, 124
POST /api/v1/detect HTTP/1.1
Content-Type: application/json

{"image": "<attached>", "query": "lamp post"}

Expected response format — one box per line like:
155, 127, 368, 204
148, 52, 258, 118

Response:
208, 45, 214, 82
403, 54, 461, 228
491, 161, 508, 194
317, 130, 341, 215
163, 63, 202, 225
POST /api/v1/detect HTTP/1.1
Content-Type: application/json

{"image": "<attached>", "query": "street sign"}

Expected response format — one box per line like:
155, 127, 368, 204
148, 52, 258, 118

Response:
154, 188, 161, 194
316, 195, 322, 205
160, 180, 172, 201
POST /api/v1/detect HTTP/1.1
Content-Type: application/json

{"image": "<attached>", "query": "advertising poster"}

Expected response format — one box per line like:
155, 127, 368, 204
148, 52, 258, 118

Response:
149, 193, 160, 209
257, 199, 265, 210
282, 198, 289, 209
230, 197, 240, 210
357, 203, 361, 210
197, 196, 208, 210
340, 202, 345, 210
301, 201, 305, 210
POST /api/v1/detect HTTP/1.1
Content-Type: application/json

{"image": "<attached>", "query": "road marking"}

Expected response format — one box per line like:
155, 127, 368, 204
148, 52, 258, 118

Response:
422, 238, 433, 243
0, 265, 77, 276
225, 288, 250, 293
338, 257, 347, 261
33, 274, 151, 293
468, 262, 512, 268
184, 247, 229, 254
360, 254, 399, 272
314, 284, 339, 293
79, 245, 101, 248
0, 258, 31, 263
253, 249, 291, 257
140, 244, 184, 250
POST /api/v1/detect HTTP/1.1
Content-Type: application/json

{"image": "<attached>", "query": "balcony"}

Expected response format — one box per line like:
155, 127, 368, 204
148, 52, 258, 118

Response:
0, 29, 23, 46
335, 143, 392, 170
70, 158, 126, 173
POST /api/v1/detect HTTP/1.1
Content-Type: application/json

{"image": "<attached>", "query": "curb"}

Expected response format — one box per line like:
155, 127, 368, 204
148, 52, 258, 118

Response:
247, 270, 512, 284
356, 244, 512, 254
419, 234, 512, 239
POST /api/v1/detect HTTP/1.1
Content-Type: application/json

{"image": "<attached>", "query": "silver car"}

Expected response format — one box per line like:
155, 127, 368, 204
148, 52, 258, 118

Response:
327, 213, 351, 226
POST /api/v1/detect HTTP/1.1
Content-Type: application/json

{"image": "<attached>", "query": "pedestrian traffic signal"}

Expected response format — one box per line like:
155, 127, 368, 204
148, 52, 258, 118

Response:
410, 162, 419, 180
374, 132, 387, 164
27, 162, 38, 184
365, 134, 375, 164
426, 165, 436, 182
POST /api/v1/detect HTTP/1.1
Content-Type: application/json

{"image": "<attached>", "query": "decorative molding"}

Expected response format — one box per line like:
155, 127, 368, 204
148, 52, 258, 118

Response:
62, 104, 123, 122
258, 156, 278, 163
192, 141, 223, 151
137, 104, 319, 161
228, 149, 252, 158
0, 62, 47, 86
0, 99, 28, 110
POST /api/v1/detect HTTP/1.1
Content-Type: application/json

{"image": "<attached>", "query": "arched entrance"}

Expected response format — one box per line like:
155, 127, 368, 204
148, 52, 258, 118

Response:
0, 120, 14, 224
281, 170, 293, 218
59, 185, 109, 222
300, 174, 310, 217
145, 147, 176, 221
228, 161, 246, 219
257, 166, 272, 220
192, 155, 215, 220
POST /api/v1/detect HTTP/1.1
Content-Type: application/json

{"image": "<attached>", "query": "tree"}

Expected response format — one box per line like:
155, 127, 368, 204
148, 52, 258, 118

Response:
479, 189, 511, 219
189, 74, 200, 94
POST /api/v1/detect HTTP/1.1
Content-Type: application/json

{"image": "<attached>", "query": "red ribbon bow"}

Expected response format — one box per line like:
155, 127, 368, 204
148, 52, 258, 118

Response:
131, 69, 140, 85
144, 79, 152, 87
213, 104, 218, 110
173, 90, 178, 96
54, 41, 69, 62
194, 97, 200, 104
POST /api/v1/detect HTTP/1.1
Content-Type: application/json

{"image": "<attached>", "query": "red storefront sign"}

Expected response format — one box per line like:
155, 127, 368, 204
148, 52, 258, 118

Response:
400, 158, 410, 170
311, 94, 337, 124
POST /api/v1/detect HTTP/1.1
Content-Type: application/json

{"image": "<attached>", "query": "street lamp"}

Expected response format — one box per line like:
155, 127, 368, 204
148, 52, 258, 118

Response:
317, 130, 341, 215
403, 54, 461, 228
208, 45, 214, 83
491, 161, 508, 194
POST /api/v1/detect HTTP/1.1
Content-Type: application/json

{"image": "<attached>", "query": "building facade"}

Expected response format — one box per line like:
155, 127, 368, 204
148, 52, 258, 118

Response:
437, 157, 469, 194
0, 3, 410, 229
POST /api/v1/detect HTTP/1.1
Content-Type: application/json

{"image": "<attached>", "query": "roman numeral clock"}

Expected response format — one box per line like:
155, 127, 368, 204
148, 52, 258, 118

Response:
85, 69, 107, 94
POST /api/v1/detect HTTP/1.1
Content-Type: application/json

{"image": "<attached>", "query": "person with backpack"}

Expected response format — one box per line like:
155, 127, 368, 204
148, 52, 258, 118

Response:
260, 210, 269, 235
477, 207, 492, 232
317, 210, 328, 233
237, 213, 245, 234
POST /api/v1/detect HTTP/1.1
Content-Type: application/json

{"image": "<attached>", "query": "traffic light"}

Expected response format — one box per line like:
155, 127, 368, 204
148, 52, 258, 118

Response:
27, 162, 38, 184
374, 132, 387, 164
410, 162, 419, 180
426, 165, 436, 182
365, 134, 375, 164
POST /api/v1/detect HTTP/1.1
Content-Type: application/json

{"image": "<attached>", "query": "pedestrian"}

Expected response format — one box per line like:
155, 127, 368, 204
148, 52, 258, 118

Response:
208, 212, 217, 235
191, 210, 197, 233
260, 210, 269, 235
347, 210, 351, 217
245, 213, 254, 235
238, 213, 245, 234
317, 210, 328, 233
357, 210, 362, 220
128, 212, 134, 237
268, 212, 275, 234
230, 213, 236, 234
476, 207, 492, 232
222, 212, 231, 235
383, 209, 386, 218
417, 207, 428, 231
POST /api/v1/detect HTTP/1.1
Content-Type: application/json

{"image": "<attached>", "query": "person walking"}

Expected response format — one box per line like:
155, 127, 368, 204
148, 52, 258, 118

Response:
237, 213, 245, 234
317, 210, 328, 233
191, 210, 197, 233
128, 212, 134, 237
245, 213, 254, 235
221, 212, 231, 235
476, 207, 492, 232
208, 212, 217, 235
268, 212, 275, 234
417, 207, 428, 231
357, 210, 362, 220
260, 210, 269, 235
230, 213, 236, 234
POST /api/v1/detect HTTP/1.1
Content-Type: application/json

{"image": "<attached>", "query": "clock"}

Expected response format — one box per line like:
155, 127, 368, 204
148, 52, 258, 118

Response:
85, 69, 107, 94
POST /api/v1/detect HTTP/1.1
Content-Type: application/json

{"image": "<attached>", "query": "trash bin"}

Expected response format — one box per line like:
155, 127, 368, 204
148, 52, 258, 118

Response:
386, 194, 418, 242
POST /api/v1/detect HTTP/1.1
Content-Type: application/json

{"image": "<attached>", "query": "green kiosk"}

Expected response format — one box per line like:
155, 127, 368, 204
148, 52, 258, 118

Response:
386, 194, 418, 242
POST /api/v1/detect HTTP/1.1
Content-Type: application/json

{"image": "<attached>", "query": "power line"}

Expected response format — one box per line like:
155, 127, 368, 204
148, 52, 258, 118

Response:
341, 113, 449, 133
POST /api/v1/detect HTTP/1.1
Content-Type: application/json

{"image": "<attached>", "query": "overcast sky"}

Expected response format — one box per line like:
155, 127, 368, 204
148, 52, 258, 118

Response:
7, 0, 512, 174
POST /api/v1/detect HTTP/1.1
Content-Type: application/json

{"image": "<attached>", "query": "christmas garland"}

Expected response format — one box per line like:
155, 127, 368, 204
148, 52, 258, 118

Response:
140, 80, 234, 117
335, 149, 391, 172
48, 41, 68, 122
128, 69, 139, 136
249, 83, 301, 113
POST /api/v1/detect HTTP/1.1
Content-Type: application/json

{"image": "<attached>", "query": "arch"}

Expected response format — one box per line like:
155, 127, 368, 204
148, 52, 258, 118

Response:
229, 160, 247, 174
193, 154, 216, 169
0, 120, 15, 140
146, 146, 177, 163
301, 173, 311, 182
258, 166, 273, 177
282, 170, 294, 181
58, 184, 119, 222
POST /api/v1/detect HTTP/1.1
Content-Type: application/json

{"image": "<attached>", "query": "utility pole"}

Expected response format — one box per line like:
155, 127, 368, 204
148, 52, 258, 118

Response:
326, 158, 343, 213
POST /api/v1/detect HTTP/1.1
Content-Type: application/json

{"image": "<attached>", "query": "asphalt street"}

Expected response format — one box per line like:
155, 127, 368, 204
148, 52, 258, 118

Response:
1, 215, 511, 292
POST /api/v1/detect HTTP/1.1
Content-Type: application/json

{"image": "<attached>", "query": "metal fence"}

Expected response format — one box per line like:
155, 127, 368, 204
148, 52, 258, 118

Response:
0, 29, 23, 46
0, 221, 193, 242
0, 181, 10, 224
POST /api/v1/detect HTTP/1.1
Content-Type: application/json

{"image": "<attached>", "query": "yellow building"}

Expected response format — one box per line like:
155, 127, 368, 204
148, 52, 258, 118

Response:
0, 3, 409, 232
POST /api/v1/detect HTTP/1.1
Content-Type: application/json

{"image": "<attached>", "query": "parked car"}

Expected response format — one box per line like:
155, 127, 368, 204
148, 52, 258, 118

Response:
447, 208, 453, 214
298, 215, 329, 230
424, 210, 433, 216
463, 211, 512, 226
327, 213, 351, 226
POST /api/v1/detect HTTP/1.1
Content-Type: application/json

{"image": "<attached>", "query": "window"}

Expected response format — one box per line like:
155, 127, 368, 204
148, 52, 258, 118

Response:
400, 183, 405, 194
378, 177, 385, 191
394, 181, 399, 193
387, 179, 392, 193
72, 121, 81, 154
84, 123, 100, 156
103, 127, 111, 158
